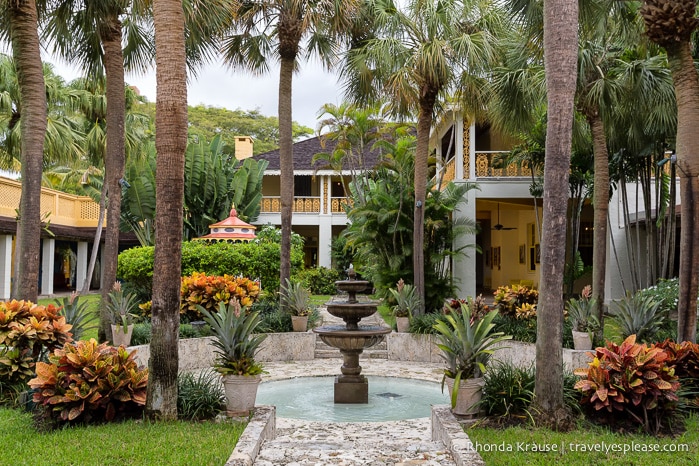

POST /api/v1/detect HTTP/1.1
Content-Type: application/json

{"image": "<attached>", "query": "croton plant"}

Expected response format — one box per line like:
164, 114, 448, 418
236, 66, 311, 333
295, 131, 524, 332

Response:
574, 334, 680, 432
29, 339, 148, 424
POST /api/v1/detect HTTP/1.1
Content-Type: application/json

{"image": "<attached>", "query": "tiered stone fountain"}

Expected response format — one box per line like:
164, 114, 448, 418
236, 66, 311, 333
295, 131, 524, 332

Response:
313, 267, 391, 403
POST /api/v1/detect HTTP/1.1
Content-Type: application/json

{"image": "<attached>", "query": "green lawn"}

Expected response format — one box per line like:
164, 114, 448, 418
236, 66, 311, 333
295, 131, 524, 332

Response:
0, 408, 245, 466
466, 414, 699, 466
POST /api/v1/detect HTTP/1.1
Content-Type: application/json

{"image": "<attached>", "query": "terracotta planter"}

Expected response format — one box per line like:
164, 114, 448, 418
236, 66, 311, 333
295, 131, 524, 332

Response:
572, 330, 592, 350
445, 376, 484, 417
395, 316, 410, 333
222, 374, 262, 417
111, 324, 134, 347
291, 315, 309, 332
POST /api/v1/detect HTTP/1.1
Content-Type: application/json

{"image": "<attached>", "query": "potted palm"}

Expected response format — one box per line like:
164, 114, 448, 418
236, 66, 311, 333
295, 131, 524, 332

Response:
199, 300, 266, 416
281, 279, 313, 332
566, 285, 600, 350
433, 303, 511, 416
106, 282, 139, 347
389, 279, 420, 333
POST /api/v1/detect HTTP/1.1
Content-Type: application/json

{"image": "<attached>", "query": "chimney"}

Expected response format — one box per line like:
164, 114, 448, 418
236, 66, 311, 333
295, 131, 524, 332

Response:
234, 136, 253, 160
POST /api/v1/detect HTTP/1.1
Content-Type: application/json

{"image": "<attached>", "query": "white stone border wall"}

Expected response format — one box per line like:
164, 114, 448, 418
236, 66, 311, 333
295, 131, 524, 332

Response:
128, 332, 592, 372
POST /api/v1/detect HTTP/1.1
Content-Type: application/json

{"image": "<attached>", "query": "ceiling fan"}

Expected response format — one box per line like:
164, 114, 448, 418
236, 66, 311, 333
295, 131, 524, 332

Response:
492, 203, 517, 231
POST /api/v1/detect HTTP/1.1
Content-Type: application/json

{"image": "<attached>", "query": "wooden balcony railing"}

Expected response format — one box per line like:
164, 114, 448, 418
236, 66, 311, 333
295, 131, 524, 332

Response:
0, 177, 102, 227
331, 197, 352, 213
260, 196, 322, 213
474, 151, 534, 178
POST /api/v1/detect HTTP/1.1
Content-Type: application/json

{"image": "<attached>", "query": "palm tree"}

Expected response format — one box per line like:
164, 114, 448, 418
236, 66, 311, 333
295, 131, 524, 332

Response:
1, 0, 48, 302
341, 0, 504, 314
145, 0, 188, 420
533, 0, 579, 428
222, 0, 360, 301
640, 0, 699, 343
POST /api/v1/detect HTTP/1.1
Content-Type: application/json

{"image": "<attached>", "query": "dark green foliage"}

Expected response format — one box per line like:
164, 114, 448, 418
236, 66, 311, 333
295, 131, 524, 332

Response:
343, 136, 479, 311
492, 314, 537, 344
130, 322, 212, 346
637, 278, 680, 317
118, 238, 304, 296
330, 234, 354, 274
177, 370, 225, 420
408, 312, 443, 334
257, 308, 320, 333
294, 267, 341, 295
481, 362, 535, 419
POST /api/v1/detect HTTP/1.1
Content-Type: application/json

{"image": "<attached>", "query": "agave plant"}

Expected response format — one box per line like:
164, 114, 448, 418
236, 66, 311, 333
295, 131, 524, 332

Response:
433, 303, 511, 407
199, 300, 266, 376
609, 292, 665, 342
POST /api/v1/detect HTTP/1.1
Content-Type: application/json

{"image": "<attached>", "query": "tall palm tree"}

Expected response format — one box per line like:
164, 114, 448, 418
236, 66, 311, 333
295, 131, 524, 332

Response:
145, 0, 188, 420
342, 0, 504, 314
641, 0, 699, 343
533, 0, 579, 428
222, 0, 360, 300
1, 0, 48, 302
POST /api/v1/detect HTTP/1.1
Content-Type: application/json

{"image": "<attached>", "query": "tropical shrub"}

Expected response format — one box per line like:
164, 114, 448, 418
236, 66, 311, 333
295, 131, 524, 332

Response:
493, 284, 538, 318
443, 295, 491, 321
0, 301, 73, 386
294, 267, 340, 295
343, 136, 479, 311
408, 312, 443, 334
181, 272, 260, 321
29, 339, 148, 425
177, 370, 225, 420
637, 277, 679, 316
655, 339, 699, 411
492, 313, 537, 344
481, 362, 535, 420
574, 335, 680, 434
280, 279, 312, 317
118, 238, 303, 296
609, 292, 666, 343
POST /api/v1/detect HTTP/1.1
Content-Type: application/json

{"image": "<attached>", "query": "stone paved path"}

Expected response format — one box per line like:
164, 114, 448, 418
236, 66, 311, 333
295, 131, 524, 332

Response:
254, 418, 457, 465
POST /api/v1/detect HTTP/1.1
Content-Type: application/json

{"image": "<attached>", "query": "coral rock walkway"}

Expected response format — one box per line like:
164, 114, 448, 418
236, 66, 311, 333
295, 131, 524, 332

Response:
253, 417, 457, 465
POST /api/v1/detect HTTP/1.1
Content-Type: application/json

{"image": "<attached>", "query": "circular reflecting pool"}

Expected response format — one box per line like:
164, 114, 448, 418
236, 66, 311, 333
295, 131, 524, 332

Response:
256, 376, 449, 422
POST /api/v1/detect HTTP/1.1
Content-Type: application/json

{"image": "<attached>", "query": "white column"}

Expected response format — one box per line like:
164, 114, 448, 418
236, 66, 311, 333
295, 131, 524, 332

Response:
318, 218, 333, 269
0, 235, 13, 299
454, 188, 477, 298
76, 241, 89, 291
41, 238, 55, 296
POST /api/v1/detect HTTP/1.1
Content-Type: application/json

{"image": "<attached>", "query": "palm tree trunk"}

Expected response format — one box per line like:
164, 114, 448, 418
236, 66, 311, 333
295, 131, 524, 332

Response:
589, 112, 609, 343
413, 91, 437, 316
533, 0, 578, 428
9, 0, 47, 302
278, 55, 294, 304
666, 41, 699, 343
146, 0, 187, 420
98, 16, 126, 342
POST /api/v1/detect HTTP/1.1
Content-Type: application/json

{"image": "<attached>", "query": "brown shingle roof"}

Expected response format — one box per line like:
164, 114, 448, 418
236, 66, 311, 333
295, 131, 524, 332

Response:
253, 135, 387, 172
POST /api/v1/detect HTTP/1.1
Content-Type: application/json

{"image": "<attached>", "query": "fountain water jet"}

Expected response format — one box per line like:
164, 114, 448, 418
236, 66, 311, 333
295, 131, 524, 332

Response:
313, 267, 391, 403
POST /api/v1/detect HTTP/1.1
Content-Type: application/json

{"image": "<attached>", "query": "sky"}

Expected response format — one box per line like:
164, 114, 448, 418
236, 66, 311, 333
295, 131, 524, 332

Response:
47, 56, 345, 132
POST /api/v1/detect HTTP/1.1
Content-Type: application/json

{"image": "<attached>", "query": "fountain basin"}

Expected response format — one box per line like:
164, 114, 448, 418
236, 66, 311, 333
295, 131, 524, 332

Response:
333, 279, 371, 296
256, 376, 449, 422
314, 326, 391, 350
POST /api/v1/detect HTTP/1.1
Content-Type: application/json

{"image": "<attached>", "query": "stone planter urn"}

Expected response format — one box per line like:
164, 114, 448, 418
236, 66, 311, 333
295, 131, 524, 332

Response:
111, 324, 134, 347
445, 376, 485, 417
572, 330, 592, 351
291, 315, 309, 332
395, 316, 410, 333
222, 374, 262, 416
